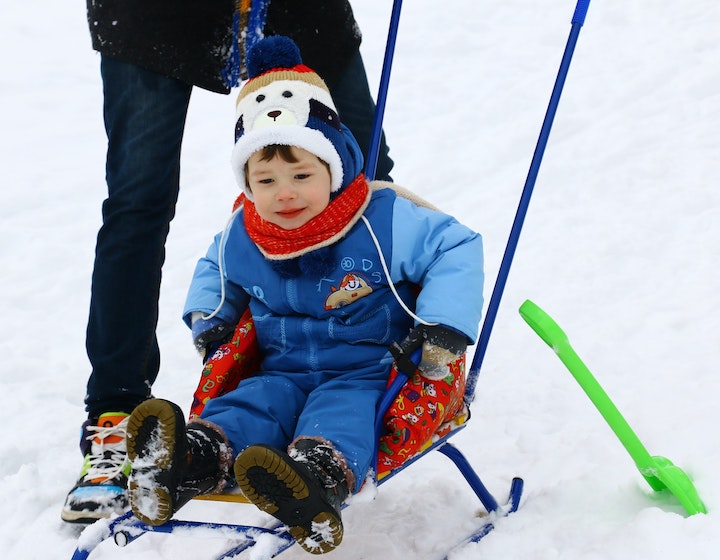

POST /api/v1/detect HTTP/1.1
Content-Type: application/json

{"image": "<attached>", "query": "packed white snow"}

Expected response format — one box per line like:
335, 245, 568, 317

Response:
1, 1, 719, 559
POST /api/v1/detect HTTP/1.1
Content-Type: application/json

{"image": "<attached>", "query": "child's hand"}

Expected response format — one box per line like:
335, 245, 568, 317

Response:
398, 324, 467, 380
191, 314, 234, 363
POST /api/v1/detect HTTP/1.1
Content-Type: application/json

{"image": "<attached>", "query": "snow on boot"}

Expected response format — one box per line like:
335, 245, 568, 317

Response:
126, 399, 231, 525
61, 412, 131, 523
179, 419, 234, 505
290, 438, 352, 515
234, 441, 350, 554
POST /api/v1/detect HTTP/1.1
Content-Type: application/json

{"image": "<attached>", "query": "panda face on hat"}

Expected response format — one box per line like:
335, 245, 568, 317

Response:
230, 36, 365, 199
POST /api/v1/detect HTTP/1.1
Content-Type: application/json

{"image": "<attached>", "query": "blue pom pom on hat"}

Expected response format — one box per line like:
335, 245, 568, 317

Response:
231, 36, 363, 198
246, 35, 303, 77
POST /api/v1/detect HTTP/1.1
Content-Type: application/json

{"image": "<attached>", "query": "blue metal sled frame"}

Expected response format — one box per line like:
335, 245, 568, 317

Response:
70, 380, 524, 560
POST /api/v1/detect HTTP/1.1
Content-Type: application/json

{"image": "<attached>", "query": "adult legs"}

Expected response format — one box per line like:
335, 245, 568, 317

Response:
85, 56, 193, 418
330, 51, 394, 182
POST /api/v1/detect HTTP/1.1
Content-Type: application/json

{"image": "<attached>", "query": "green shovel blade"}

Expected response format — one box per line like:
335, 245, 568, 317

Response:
519, 299, 706, 516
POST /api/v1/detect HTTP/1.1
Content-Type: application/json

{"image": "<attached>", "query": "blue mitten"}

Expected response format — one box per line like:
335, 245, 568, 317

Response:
190, 313, 234, 363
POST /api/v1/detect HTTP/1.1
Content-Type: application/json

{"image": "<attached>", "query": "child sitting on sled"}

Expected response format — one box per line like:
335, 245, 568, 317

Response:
125, 35, 484, 555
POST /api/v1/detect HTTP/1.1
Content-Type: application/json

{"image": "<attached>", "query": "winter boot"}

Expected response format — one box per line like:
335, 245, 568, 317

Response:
234, 439, 351, 554
126, 398, 232, 525
61, 412, 131, 523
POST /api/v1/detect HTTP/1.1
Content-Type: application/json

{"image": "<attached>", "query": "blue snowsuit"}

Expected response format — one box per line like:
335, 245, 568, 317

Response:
183, 184, 483, 490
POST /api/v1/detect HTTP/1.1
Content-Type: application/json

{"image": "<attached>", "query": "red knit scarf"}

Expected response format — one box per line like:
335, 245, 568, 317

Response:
237, 174, 371, 260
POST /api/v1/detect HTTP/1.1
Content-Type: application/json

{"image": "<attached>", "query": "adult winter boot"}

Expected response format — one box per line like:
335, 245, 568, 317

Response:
234, 439, 351, 554
126, 398, 232, 525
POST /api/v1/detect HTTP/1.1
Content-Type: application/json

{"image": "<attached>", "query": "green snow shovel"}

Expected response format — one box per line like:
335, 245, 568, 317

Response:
518, 299, 706, 516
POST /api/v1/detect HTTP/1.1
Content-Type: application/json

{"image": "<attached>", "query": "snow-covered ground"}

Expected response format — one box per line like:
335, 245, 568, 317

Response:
1, 1, 719, 558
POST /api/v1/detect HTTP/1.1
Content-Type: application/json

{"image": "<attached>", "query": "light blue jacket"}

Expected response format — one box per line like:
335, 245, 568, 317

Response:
184, 185, 484, 374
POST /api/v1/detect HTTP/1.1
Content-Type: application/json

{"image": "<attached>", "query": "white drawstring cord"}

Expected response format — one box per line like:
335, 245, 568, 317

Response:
201, 209, 434, 327
360, 215, 436, 327
201, 204, 244, 321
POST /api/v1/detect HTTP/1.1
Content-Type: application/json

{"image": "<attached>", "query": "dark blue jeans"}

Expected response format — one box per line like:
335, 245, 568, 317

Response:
332, 52, 393, 182
85, 52, 393, 418
85, 56, 192, 417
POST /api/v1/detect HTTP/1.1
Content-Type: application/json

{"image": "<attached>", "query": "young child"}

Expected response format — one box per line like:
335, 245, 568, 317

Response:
125, 35, 484, 554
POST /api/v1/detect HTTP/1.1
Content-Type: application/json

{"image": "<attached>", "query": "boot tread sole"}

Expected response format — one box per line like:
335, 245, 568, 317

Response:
126, 399, 185, 526
234, 445, 343, 554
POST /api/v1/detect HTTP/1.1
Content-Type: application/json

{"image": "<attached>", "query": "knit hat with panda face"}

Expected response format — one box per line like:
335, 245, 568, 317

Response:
231, 35, 364, 199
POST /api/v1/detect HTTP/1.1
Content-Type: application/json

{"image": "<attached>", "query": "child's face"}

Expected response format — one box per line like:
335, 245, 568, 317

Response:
247, 147, 332, 230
